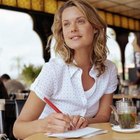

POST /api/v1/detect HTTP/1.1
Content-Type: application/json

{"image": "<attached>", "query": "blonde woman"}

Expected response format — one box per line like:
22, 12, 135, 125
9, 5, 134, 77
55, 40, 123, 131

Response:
13, 0, 118, 139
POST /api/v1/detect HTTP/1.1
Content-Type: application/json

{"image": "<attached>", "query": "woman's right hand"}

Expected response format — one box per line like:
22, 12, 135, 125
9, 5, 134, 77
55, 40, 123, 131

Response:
39, 113, 71, 133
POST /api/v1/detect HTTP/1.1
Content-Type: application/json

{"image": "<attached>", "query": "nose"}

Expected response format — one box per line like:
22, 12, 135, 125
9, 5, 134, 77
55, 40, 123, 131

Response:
70, 23, 77, 32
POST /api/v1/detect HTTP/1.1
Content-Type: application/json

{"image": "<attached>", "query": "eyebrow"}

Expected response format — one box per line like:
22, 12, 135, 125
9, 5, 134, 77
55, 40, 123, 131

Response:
62, 16, 86, 22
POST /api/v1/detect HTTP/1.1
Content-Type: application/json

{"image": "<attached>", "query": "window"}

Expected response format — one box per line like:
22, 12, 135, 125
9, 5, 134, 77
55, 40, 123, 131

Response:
0, 9, 44, 79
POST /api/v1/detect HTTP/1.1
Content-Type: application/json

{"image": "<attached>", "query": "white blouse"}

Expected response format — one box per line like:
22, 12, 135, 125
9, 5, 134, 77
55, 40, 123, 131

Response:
30, 58, 118, 118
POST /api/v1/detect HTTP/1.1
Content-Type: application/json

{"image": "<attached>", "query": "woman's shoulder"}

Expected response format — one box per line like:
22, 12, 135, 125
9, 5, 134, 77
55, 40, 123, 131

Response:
43, 58, 66, 71
49, 57, 65, 64
105, 59, 117, 68
104, 59, 118, 73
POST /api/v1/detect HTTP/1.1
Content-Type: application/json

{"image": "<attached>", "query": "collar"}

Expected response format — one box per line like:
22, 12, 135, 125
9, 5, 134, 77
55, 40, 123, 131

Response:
68, 64, 79, 78
68, 63, 98, 79
89, 65, 98, 80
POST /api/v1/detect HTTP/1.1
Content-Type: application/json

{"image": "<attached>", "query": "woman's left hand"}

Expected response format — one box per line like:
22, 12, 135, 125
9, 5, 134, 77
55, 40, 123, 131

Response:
70, 115, 88, 129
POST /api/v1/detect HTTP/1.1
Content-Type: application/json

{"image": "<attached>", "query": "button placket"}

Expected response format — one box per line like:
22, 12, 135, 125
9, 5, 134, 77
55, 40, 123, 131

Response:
77, 69, 88, 115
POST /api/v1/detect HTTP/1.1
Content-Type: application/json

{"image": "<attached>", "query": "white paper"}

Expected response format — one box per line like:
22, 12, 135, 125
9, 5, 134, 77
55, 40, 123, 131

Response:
45, 127, 108, 138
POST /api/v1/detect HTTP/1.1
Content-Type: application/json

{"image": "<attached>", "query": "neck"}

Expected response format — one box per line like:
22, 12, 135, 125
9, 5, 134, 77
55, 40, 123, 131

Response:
74, 50, 92, 70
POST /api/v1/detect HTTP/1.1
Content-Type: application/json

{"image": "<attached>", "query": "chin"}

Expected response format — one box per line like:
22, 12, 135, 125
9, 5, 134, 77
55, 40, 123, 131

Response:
68, 43, 83, 49
69, 46, 82, 50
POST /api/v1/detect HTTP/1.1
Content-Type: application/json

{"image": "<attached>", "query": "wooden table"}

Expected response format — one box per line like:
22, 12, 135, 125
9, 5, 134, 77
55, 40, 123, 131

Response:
24, 123, 140, 140
113, 94, 140, 100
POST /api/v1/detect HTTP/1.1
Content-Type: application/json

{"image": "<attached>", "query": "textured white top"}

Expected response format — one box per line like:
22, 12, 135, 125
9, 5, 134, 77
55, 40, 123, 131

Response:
30, 58, 118, 118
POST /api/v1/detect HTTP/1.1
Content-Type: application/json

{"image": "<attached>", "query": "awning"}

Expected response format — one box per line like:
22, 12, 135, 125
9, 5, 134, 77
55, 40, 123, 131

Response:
0, 0, 140, 31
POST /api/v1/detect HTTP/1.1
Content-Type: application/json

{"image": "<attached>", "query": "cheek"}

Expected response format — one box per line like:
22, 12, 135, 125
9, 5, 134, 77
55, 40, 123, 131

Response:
62, 30, 68, 41
85, 28, 94, 42
83, 25, 94, 36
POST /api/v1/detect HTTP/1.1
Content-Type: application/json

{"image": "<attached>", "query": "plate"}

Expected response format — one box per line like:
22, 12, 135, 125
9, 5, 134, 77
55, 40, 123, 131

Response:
112, 125, 140, 133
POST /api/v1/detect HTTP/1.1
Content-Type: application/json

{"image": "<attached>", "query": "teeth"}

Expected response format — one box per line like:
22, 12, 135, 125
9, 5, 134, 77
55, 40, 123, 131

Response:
72, 36, 80, 40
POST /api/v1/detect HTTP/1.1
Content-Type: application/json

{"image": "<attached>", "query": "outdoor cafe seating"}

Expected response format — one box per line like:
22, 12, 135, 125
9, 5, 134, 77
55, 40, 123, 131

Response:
0, 97, 26, 140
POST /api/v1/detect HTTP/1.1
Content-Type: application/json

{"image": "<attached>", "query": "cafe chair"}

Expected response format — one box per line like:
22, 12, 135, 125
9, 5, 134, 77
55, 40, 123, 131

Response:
0, 102, 5, 134
0, 99, 12, 140
0, 110, 5, 134
15, 99, 26, 118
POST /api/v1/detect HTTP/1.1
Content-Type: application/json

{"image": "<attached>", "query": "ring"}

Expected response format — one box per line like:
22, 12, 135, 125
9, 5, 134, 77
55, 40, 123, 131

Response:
80, 116, 86, 121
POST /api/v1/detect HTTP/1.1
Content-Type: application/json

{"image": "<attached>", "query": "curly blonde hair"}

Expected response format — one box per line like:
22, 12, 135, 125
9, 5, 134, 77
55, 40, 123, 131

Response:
52, 0, 107, 76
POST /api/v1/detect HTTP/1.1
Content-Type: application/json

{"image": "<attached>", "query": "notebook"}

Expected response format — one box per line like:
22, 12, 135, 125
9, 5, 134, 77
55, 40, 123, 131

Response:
45, 127, 108, 138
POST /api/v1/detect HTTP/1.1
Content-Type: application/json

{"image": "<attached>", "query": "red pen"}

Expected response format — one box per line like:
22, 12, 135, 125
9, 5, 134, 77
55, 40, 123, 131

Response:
44, 97, 75, 128
44, 97, 62, 113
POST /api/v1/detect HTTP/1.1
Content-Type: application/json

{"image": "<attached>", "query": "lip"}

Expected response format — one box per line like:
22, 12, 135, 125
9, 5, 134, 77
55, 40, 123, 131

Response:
70, 35, 82, 40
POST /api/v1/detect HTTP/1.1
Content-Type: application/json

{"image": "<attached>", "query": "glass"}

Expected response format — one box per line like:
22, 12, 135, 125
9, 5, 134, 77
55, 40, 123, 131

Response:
117, 105, 137, 129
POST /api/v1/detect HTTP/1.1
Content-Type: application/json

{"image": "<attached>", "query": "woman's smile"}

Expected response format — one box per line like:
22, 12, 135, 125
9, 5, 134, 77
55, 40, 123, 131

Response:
70, 35, 82, 40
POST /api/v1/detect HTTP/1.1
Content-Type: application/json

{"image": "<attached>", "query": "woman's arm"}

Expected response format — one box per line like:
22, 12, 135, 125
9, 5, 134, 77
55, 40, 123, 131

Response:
13, 91, 71, 139
88, 93, 113, 123
70, 93, 113, 129
13, 91, 46, 139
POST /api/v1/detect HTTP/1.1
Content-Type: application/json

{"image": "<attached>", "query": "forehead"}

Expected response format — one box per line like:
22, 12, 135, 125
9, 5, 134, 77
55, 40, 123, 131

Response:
62, 6, 85, 21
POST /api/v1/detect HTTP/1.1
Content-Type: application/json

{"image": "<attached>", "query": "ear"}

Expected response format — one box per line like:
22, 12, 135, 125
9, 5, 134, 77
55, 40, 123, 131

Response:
94, 29, 98, 34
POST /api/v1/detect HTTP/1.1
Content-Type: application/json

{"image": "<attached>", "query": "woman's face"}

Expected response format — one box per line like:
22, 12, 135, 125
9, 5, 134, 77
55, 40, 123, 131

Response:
62, 6, 95, 51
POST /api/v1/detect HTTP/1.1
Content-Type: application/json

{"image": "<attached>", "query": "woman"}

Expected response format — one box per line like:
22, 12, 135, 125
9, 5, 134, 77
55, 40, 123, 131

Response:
13, 0, 118, 139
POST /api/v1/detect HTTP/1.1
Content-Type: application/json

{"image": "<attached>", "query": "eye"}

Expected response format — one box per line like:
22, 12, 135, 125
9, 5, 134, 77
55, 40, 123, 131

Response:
63, 22, 70, 27
77, 18, 86, 24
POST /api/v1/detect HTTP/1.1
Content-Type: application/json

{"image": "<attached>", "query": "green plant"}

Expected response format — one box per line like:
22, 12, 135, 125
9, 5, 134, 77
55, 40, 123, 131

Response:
21, 64, 42, 85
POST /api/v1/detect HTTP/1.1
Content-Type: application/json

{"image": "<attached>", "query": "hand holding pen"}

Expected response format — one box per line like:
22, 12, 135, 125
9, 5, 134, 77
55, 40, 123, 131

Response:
44, 97, 75, 131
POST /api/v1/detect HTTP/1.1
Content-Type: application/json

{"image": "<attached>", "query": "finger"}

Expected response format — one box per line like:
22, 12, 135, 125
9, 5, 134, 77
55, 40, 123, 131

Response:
71, 116, 80, 130
79, 117, 88, 128
72, 115, 80, 127
65, 114, 72, 123
80, 116, 86, 122
54, 115, 71, 130
47, 118, 70, 133
60, 114, 73, 129
47, 123, 69, 133
46, 113, 71, 132
65, 114, 75, 129
75, 116, 85, 129
54, 113, 71, 123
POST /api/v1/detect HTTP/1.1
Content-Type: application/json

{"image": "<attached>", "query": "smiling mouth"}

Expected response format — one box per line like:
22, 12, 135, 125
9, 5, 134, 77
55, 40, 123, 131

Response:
71, 36, 81, 40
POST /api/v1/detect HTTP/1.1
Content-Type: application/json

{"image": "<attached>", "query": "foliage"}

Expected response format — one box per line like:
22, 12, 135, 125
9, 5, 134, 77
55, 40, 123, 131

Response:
21, 64, 42, 85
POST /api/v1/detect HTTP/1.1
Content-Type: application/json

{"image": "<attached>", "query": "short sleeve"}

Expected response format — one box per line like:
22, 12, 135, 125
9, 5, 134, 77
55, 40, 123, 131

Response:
105, 63, 118, 94
30, 62, 55, 100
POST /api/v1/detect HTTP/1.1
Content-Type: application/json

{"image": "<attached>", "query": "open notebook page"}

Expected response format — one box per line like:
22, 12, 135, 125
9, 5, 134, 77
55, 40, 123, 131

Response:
45, 127, 108, 138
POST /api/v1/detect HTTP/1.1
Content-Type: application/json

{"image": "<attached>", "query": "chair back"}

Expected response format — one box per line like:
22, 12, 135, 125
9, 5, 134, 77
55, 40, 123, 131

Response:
0, 102, 5, 134
15, 99, 26, 118
0, 99, 16, 139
